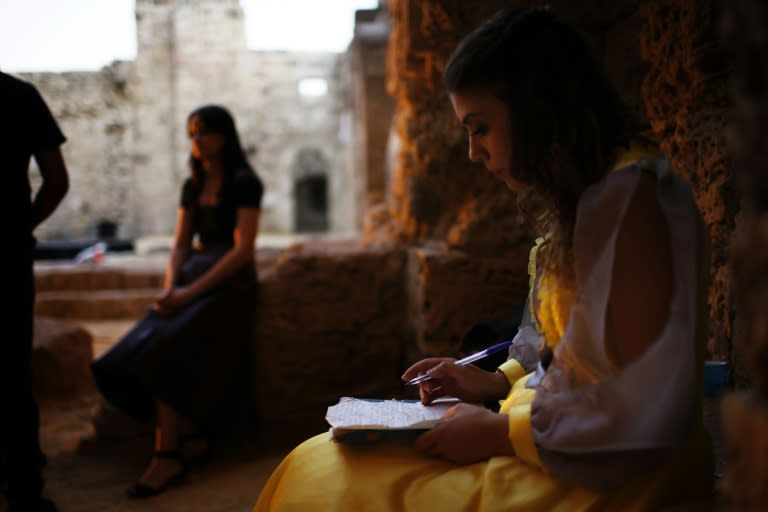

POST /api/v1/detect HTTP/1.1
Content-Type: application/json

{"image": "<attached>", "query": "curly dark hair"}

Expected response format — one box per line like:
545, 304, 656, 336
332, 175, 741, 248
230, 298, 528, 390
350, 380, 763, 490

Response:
444, 6, 639, 275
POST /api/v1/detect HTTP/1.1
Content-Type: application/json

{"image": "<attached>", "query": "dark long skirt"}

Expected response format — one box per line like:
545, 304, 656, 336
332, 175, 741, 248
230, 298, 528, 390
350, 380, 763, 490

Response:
91, 252, 257, 430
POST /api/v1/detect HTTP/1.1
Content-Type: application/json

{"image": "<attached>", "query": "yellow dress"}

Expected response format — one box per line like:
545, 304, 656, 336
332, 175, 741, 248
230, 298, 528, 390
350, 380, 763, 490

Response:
254, 151, 714, 512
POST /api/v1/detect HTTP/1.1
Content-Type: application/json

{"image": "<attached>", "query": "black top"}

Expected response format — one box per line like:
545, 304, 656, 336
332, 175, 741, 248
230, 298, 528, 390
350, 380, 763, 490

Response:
0, 71, 66, 248
180, 170, 263, 248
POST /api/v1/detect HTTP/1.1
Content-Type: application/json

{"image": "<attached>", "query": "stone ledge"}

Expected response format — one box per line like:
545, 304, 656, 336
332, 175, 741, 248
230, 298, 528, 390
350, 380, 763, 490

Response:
33, 239, 534, 433
35, 266, 165, 292
407, 244, 531, 357
718, 392, 768, 508
35, 288, 159, 319
252, 240, 410, 420
33, 316, 95, 398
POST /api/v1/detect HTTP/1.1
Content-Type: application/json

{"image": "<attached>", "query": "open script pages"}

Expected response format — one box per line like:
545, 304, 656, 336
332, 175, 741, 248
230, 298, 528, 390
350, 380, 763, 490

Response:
326, 397, 459, 443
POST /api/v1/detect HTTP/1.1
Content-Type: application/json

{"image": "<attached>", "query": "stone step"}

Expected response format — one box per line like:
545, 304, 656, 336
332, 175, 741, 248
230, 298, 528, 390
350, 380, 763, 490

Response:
33, 316, 95, 399
35, 266, 164, 292
35, 288, 159, 319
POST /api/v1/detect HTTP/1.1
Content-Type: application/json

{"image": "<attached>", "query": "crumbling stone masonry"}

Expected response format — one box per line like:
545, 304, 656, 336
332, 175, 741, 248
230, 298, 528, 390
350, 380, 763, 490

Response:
376, 0, 738, 362
718, 0, 768, 509
376, 0, 729, 360
639, 0, 736, 364
23, 0, 355, 240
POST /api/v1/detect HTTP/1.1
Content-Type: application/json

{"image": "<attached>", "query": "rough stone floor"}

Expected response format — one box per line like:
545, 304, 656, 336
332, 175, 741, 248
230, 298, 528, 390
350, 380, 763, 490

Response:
2, 320, 328, 512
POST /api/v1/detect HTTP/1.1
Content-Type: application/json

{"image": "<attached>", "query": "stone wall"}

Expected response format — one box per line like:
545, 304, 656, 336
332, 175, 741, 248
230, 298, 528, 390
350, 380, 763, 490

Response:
251, 240, 409, 417
406, 244, 531, 357
639, 0, 736, 362
371, 0, 671, 355
23, 0, 357, 241
719, 0, 768, 508
248, 238, 535, 418
379, 0, 652, 254
25, 65, 138, 240
376, 0, 738, 362
350, 5, 395, 231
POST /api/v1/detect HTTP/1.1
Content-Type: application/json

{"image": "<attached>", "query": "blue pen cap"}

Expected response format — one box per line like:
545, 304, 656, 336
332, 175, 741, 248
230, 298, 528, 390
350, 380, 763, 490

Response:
703, 361, 729, 398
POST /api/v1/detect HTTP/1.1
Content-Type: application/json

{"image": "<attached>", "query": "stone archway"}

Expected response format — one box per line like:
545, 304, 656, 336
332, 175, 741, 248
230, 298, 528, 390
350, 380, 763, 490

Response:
292, 148, 329, 232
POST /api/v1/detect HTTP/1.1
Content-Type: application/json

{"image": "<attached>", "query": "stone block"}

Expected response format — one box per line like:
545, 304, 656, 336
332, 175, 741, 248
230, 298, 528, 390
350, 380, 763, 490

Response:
718, 392, 768, 510
252, 240, 409, 420
35, 289, 158, 320
35, 265, 164, 292
120, 269, 165, 289
407, 244, 530, 357
32, 316, 95, 398
35, 268, 119, 292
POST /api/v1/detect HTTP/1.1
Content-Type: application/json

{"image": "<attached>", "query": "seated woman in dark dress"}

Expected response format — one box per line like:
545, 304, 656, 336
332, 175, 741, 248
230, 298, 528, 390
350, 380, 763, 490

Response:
91, 104, 263, 499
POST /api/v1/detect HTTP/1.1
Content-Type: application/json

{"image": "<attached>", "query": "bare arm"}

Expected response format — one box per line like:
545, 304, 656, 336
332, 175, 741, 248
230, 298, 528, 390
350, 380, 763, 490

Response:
183, 207, 259, 298
163, 207, 195, 289
605, 170, 673, 367
156, 206, 259, 312
31, 146, 69, 230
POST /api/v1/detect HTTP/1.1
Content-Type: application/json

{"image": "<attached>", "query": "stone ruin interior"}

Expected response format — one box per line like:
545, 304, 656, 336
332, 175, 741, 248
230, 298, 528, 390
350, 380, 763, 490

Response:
25, 0, 768, 508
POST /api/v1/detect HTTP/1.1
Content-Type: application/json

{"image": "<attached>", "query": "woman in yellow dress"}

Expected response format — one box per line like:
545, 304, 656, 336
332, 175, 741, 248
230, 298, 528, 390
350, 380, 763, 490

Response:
254, 6, 714, 511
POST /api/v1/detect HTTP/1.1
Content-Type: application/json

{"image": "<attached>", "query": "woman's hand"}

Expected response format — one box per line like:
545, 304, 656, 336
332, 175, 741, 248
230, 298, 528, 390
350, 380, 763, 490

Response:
153, 285, 195, 314
414, 403, 513, 464
402, 358, 511, 405
151, 286, 173, 314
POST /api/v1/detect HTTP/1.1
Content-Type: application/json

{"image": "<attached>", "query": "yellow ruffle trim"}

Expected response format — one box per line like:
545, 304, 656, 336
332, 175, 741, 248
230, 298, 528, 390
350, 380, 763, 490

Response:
507, 403, 541, 467
610, 139, 661, 174
536, 274, 574, 350
499, 373, 542, 467
498, 359, 526, 387
529, 237, 573, 350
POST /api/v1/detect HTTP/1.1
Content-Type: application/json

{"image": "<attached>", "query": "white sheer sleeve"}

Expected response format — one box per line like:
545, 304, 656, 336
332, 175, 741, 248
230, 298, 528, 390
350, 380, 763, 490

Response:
528, 158, 710, 489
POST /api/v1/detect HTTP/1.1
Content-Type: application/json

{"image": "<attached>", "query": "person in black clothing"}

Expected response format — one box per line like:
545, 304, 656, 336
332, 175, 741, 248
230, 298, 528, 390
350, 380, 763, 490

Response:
0, 71, 70, 512
91, 104, 263, 498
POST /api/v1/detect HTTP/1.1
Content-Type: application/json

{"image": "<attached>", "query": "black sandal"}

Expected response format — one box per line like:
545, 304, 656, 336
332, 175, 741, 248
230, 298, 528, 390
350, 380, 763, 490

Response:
125, 450, 188, 499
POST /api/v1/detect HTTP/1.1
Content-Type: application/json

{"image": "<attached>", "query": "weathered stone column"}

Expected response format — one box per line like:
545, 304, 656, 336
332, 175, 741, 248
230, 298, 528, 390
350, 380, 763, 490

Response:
639, 0, 736, 362
383, 0, 525, 252
719, 0, 768, 508
350, 5, 395, 230
381, 1, 533, 357
133, 0, 250, 236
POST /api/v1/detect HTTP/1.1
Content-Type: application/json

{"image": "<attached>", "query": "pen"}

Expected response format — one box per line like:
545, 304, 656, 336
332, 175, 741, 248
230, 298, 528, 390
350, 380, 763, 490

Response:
405, 339, 514, 386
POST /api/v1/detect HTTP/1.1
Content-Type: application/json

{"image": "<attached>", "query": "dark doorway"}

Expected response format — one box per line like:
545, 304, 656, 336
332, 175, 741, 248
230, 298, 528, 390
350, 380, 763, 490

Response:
294, 175, 328, 232
293, 148, 330, 232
